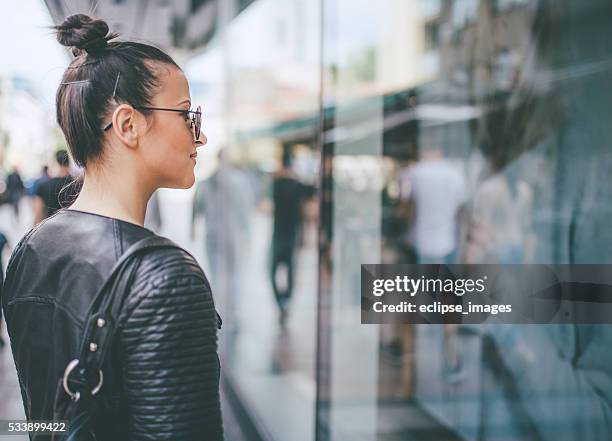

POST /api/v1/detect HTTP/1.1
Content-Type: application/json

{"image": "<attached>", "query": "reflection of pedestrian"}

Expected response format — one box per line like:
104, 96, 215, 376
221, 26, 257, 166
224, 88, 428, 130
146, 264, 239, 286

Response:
399, 143, 466, 264
464, 170, 534, 264
271, 151, 315, 326
462, 102, 536, 265
33, 150, 78, 224
6, 168, 24, 220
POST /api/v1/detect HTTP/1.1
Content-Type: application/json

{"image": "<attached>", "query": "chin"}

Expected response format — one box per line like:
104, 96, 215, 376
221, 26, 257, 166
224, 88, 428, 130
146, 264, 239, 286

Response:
161, 177, 193, 190
179, 171, 196, 189
161, 164, 196, 189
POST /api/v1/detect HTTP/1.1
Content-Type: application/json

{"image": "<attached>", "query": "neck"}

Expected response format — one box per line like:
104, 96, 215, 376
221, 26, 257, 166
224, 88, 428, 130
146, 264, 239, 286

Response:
69, 164, 153, 227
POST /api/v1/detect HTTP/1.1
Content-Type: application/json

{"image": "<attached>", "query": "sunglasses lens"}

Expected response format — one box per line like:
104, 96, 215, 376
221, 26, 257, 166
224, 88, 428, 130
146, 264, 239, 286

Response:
195, 106, 202, 140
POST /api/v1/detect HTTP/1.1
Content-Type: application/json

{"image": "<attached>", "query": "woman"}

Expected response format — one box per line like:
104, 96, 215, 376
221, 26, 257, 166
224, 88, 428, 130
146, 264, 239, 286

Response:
0, 14, 223, 440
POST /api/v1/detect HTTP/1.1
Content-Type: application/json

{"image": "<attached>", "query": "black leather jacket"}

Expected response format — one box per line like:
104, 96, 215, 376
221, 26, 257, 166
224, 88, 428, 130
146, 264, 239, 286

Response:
1, 209, 223, 440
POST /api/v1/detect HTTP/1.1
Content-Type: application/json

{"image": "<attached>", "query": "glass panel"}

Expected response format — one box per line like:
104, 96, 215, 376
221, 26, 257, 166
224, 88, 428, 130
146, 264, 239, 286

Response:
321, 0, 612, 440
188, 1, 321, 440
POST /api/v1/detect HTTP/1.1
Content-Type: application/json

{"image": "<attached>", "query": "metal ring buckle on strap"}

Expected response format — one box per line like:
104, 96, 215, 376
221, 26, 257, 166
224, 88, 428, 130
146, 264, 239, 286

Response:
62, 359, 104, 402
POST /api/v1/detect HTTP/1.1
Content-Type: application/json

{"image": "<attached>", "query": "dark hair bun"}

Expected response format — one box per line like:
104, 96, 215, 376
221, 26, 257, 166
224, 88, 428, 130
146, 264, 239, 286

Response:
55, 14, 118, 56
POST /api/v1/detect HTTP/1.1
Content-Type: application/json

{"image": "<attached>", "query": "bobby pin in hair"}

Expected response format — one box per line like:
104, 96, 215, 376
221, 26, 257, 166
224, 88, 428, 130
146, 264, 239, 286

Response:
112, 72, 121, 97
60, 80, 91, 86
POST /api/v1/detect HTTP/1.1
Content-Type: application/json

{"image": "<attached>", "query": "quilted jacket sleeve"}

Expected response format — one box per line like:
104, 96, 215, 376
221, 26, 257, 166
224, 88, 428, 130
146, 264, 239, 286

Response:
118, 247, 223, 441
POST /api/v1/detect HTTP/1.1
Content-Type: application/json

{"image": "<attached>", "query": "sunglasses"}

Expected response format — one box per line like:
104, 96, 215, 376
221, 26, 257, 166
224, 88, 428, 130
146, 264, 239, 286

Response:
102, 105, 203, 141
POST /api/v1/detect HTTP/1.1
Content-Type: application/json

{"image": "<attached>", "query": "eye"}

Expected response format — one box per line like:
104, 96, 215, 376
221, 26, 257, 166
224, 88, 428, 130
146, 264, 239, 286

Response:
180, 110, 190, 120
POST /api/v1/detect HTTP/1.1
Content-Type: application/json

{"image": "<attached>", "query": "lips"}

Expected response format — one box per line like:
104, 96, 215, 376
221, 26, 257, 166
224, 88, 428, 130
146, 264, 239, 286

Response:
190, 152, 198, 159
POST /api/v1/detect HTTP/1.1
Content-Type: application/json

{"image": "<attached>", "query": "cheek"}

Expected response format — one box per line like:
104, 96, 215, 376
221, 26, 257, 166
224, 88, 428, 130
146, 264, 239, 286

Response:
141, 119, 194, 187
162, 123, 191, 148
145, 123, 190, 161
144, 139, 195, 187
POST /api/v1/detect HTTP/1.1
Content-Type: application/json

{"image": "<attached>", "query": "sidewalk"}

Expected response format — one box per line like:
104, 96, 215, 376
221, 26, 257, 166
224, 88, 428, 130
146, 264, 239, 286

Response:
0, 324, 28, 441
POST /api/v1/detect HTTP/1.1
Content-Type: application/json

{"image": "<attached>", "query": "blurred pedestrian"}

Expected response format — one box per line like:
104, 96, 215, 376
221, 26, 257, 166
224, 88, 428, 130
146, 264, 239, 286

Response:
28, 165, 50, 197
271, 150, 315, 327
6, 167, 24, 220
33, 149, 78, 223
398, 138, 466, 264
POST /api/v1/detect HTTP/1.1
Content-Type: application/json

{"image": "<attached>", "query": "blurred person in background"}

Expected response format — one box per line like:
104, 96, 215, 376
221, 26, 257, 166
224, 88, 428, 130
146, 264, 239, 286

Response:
1, 14, 223, 440
28, 165, 50, 197
271, 149, 315, 327
6, 167, 24, 220
33, 149, 77, 223
463, 104, 536, 265
399, 134, 466, 264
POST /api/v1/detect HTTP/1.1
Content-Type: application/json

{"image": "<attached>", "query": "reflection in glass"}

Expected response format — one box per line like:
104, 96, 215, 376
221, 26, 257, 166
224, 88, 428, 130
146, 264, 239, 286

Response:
322, 0, 612, 440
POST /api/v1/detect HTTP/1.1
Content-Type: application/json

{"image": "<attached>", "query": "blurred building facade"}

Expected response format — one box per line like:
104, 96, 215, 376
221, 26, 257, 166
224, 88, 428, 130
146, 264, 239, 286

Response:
0, 76, 53, 176
44, 1, 612, 440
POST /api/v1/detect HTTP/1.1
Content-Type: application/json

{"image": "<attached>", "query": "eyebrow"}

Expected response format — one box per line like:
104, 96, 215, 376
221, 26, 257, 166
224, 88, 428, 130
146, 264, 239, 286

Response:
177, 99, 191, 107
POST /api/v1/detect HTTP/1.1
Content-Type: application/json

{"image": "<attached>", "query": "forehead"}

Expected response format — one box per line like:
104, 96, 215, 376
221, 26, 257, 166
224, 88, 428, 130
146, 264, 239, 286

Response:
153, 64, 190, 104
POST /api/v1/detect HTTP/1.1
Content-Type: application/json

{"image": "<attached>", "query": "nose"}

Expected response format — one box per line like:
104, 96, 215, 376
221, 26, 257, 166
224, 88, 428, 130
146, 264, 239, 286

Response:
195, 132, 207, 146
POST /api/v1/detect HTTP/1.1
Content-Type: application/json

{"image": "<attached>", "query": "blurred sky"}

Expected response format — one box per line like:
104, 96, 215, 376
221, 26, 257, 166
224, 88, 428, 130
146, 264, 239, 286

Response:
0, 0, 385, 109
0, 1, 69, 109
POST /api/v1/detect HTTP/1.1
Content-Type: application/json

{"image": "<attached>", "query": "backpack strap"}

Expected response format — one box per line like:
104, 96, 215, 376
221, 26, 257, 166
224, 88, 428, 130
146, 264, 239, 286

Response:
63, 236, 181, 401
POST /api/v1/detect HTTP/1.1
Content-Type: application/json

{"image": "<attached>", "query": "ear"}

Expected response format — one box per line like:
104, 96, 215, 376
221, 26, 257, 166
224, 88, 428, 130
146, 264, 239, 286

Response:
111, 104, 139, 148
